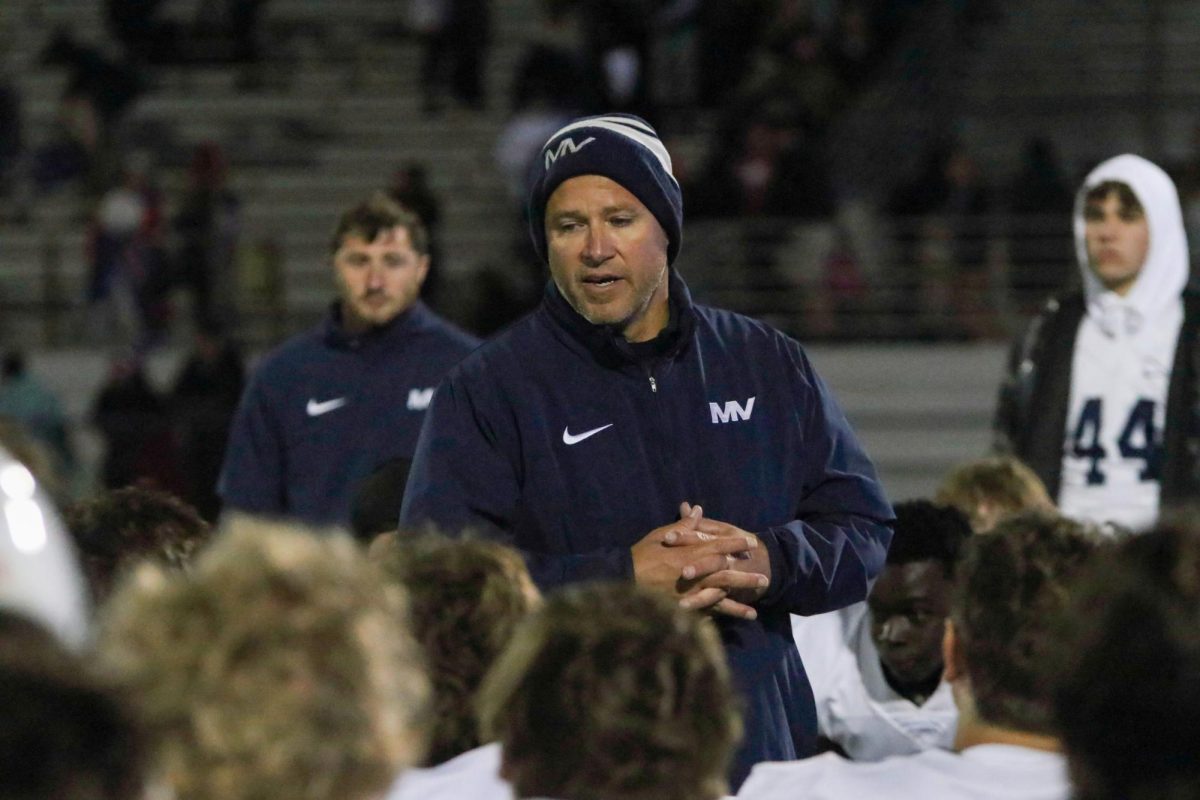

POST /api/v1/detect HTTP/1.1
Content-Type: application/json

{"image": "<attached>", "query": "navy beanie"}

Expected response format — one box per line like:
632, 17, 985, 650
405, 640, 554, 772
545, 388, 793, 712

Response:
527, 114, 683, 265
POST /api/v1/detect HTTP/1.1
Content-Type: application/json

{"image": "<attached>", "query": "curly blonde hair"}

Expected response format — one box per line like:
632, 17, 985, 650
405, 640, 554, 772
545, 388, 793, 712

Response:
936, 455, 1054, 532
98, 517, 430, 800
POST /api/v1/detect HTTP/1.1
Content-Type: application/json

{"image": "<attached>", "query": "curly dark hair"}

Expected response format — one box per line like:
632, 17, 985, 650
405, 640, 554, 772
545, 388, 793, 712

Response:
952, 511, 1099, 735
887, 499, 973, 573
1053, 515, 1200, 800
64, 487, 211, 604
378, 535, 538, 766
479, 582, 742, 800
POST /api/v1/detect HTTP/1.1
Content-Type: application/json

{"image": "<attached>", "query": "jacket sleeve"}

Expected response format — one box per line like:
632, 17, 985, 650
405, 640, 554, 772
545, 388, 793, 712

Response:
992, 322, 1030, 455
755, 345, 894, 615
400, 372, 634, 588
217, 374, 286, 515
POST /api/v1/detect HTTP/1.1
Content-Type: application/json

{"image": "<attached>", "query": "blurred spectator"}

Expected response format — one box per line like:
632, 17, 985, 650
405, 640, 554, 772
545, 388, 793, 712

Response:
174, 142, 242, 329
169, 326, 245, 521
889, 141, 993, 339
90, 356, 183, 495
695, 0, 769, 109
389, 162, 445, 305
510, 0, 591, 113
85, 155, 173, 350
38, 29, 142, 190
578, 0, 654, 116
0, 609, 145, 800
1007, 138, 1073, 310
829, 0, 877, 87
105, 0, 182, 64
0, 350, 77, 487
416, 0, 492, 113
650, 0, 701, 117
106, 0, 267, 65
0, 73, 21, 201
740, 0, 843, 133
64, 486, 211, 605
98, 518, 431, 800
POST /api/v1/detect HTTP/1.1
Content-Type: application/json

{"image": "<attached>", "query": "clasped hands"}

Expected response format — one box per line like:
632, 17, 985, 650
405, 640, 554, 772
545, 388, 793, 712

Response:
631, 501, 770, 620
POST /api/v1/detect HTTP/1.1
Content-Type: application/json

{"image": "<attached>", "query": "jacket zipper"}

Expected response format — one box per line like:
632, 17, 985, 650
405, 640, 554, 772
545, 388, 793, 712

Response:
648, 375, 657, 393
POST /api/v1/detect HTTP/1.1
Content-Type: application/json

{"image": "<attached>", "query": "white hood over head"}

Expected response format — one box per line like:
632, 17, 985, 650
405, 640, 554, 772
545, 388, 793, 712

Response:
1073, 154, 1189, 335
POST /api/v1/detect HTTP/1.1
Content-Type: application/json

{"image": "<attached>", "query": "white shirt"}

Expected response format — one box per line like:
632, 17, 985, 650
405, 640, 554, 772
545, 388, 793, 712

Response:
793, 604, 957, 761
386, 743, 512, 800
737, 745, 1069, 800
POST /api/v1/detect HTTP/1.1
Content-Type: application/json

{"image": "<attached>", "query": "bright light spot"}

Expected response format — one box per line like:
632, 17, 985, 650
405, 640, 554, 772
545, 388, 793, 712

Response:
6, 499, 47, 554
0, 464, 36, 500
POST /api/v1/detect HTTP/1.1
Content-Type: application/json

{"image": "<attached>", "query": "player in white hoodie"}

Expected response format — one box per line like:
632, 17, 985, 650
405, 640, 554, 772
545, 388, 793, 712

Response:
995, 154, 1200, 532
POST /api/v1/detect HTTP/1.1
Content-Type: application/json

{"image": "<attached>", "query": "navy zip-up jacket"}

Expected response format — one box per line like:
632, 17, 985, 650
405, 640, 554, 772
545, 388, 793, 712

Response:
220, 301, 479, 526
400, 272, 893, 787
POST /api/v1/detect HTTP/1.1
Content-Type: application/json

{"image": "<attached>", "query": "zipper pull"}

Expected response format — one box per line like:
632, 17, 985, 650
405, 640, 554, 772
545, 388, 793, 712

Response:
649, 375, 657, 393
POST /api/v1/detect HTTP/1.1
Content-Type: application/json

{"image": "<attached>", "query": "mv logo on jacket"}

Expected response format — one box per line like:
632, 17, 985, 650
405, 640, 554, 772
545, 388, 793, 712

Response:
710, 396, 756, 424
406, 388, 435, 411
544, 136, 596, 169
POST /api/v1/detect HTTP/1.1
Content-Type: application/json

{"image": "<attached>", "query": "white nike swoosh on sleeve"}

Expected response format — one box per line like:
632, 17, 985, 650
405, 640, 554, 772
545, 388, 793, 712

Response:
562, 423, 614, 445
307, 397, 348, 416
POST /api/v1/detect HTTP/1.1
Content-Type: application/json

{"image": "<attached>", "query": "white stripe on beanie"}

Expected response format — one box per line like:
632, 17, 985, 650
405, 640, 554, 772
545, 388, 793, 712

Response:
542, 115, 677, 184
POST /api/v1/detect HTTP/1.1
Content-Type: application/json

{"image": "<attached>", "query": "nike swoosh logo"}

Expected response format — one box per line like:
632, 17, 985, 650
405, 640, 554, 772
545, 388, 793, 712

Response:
562, 423, 613, 445
306, 397, 347, 417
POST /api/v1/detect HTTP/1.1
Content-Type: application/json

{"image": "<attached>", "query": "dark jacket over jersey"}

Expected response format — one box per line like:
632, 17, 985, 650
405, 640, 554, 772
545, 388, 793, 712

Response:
220, 301, 479, 525
401, 272, 894, 787
993, 288, 1200, 504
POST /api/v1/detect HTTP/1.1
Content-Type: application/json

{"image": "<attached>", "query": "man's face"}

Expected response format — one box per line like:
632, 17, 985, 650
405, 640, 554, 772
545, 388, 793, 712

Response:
1084, 191, 1150, 296
333, 226, 428, 333
544, 175, 670, 343
868, 560, 953, 686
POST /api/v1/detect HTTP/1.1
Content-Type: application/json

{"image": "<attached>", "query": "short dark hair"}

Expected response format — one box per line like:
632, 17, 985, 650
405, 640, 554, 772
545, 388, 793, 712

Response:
0, 610, 144, 800
378, 535, 538, 765
64, 487, 212, 604
952, 511, 1099, 735
1083, 180, 1144, 216
479, 583, 741, 800
329, 192, 429, 256
886, 499, 973, 574
1053, 515, 1200, 800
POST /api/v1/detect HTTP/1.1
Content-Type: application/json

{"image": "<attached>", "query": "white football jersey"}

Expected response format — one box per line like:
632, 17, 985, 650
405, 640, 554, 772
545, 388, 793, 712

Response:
737, 746, 1069, 800
386, 743, 512, 800
792, 604, 957, 761
1060, 154, 1189, 532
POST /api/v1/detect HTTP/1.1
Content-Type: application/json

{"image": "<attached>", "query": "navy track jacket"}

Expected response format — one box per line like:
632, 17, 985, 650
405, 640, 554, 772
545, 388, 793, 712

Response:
220, 301, 479, 526
400, 272, 894, 786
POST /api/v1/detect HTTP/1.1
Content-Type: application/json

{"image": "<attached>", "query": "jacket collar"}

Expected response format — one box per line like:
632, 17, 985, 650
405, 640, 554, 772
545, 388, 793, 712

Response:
322, 300, 434, 350
541, 269, 696, 368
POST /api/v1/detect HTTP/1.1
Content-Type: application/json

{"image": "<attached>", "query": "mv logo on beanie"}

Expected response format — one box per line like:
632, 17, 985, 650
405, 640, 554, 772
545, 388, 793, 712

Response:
544, 136, 596, 169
